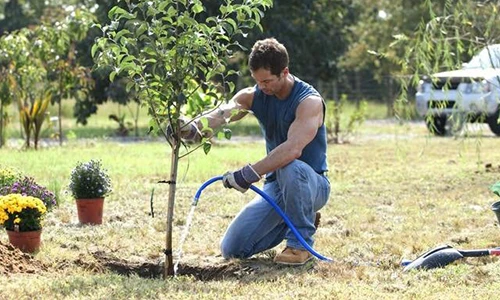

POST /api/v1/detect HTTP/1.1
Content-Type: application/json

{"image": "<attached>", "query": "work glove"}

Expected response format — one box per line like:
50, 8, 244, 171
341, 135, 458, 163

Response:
166, 118, 201, 144
223, 164, 261, 193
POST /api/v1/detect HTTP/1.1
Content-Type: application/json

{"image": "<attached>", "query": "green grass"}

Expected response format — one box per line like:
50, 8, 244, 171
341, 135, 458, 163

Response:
2, 117, 500, 298
0, 113, 500, 299
4, 99, 392, 141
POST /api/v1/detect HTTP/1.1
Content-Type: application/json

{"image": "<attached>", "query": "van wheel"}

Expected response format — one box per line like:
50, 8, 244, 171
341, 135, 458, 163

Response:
425, 115, 447, 136
487, 109, 500, 136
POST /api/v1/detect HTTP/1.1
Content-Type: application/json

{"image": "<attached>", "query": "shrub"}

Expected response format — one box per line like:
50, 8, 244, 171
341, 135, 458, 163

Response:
69, 159, 112, 199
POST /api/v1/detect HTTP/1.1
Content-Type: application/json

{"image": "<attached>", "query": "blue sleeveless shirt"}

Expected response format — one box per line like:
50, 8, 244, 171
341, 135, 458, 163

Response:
250, 76, 328, 182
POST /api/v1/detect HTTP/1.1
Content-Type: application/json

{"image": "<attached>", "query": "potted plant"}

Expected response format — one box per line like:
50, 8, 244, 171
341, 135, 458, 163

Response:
0, 175, 57, 211
0, 193, 47, 252
69, 159, 112, 225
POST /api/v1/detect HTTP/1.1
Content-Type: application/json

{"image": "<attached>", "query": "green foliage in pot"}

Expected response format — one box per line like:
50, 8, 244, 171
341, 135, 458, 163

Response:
69, 159, 112, 199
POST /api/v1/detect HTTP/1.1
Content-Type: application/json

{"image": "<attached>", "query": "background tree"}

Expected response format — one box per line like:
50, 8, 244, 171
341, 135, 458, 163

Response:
340, 0, 439, 115
0, 0, 43, 34
33, 6, 95, 145
14, 28, 51, 150
0, 35, 20, 148
222, 0, 356, 92
93, 0, 272, 277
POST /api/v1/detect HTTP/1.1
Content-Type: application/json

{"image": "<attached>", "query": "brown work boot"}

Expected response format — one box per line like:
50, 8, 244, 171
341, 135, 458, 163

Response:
314, 212, 321, 230
273, 247, 313, 265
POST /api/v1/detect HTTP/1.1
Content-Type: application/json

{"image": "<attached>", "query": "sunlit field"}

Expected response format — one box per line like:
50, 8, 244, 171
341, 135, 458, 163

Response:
2, 101, 500, 299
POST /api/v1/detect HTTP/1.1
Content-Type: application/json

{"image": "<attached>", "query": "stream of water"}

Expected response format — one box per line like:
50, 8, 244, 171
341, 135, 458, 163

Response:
174, 204, 197, 275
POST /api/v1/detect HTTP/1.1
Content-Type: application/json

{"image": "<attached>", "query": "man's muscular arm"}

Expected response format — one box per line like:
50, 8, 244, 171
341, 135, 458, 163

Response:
251, 95, 324, 176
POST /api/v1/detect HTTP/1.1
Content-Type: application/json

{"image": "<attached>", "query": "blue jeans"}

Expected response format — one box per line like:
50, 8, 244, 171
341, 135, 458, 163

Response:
220, 160, 330, 259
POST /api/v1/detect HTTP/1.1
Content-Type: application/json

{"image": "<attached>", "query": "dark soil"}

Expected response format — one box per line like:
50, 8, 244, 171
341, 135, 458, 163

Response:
1, 241, 311, 280
0, 240, 47, 275
90, 251, 261, 281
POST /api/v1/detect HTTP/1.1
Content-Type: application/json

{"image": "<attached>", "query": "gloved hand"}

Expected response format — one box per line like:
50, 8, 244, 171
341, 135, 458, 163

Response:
166, 118, 201, 144
223, 164, 261, 193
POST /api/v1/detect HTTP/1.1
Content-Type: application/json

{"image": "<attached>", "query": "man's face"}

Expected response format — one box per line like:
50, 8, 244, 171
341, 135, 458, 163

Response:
251, 68, 286, 95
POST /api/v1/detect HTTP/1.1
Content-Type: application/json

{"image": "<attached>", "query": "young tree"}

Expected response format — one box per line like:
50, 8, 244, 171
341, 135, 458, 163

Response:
33, 6, 95, 145
93, 0, 272, 277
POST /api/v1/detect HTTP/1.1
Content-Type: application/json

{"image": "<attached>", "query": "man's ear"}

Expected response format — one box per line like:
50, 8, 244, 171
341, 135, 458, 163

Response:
282, 67, 289, 77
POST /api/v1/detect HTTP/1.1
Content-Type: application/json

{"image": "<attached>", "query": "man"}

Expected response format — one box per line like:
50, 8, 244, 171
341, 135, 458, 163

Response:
180, 38, 330, 265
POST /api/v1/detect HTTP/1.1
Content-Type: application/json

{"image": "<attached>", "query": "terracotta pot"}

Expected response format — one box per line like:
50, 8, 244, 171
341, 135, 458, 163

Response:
6, 229, 42, 253
76, 198, 104, 225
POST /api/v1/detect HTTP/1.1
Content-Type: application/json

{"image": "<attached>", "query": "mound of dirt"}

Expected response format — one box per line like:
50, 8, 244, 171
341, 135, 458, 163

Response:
0, 240, 46, 275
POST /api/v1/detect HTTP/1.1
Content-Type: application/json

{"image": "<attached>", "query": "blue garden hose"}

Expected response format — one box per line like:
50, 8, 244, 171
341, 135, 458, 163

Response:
193, 175, 332, 262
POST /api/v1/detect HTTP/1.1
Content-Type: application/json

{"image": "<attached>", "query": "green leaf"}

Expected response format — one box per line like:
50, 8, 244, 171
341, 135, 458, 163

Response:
225, 19, 238, 35
148, 118, 159, 135
226, 81, 235, 93
91, 43, 99, 58
199, 117, 209, 129
166, 6, 177, 17
114, 29, 131, 42
203, 141, 212, 154
109, 71, 117, 82
490, 182, 500, 197
136, 23, 148, 36
108, 6, 136, 21
192, 4, 204, 14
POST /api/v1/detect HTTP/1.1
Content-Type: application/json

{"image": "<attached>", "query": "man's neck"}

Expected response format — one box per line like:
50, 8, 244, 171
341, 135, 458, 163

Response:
275, 74, 295, 100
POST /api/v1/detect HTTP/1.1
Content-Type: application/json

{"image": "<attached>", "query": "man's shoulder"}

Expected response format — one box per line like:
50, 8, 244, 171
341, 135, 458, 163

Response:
234, 87, 256, 110
293, 79, 321, 103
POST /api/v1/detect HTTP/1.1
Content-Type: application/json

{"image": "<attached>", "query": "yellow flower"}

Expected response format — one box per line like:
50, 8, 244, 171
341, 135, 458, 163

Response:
0, 193, 46, 231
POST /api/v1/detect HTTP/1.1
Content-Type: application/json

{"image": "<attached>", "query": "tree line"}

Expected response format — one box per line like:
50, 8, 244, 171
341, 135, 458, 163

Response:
1, 0, 499, 148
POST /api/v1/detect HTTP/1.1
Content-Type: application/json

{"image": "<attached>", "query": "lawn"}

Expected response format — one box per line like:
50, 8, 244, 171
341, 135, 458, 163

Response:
2, 116, 500, 299
3, 97, 392, 142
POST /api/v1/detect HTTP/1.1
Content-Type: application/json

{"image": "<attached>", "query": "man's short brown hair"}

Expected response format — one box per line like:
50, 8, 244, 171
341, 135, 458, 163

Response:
249, 38, 289, 76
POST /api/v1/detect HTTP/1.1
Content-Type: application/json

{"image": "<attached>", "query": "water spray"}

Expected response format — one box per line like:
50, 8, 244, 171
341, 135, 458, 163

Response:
175, 175, 332, 273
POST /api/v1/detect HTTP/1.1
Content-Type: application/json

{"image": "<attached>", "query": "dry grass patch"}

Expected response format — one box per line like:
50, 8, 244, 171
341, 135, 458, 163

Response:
2, 121, 500, 298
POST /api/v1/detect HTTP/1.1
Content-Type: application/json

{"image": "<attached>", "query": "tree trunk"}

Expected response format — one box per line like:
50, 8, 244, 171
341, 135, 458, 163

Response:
26, 131, 30, 149
34, 124, 39, 150
355, 71, 362, 108
58, 96, 63, 146
164, 131, 181, 277
386, 77, 395, 117
134, 102, 139, 137
333, 80, 340, 144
